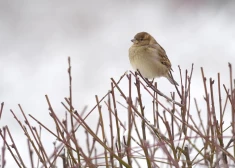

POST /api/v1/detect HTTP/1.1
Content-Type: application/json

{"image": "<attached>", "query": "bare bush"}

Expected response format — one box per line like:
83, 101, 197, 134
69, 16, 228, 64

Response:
1, 57, 235, 168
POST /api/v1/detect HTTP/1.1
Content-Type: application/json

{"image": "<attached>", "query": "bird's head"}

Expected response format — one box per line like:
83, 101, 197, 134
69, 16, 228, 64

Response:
131, 32, 157, 46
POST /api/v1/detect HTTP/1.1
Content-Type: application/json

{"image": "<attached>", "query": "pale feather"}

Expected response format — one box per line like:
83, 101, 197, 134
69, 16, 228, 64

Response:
129, 45, 169, 78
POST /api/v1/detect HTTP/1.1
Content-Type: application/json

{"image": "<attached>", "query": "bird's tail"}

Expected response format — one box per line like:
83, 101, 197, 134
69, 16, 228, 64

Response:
166, 72, 179, 86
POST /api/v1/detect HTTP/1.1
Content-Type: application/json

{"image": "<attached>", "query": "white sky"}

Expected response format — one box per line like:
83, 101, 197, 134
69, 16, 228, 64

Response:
0, 0, 235, 167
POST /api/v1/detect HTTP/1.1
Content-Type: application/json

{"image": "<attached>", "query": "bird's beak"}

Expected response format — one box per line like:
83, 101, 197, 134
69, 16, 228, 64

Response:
131, 39, 138, 44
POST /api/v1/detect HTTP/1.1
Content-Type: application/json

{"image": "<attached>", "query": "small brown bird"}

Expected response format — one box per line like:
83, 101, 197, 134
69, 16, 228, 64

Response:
129, 32, 178, 85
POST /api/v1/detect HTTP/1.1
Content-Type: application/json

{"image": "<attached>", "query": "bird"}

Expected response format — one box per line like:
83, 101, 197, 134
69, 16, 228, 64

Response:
128, 32, 178, 86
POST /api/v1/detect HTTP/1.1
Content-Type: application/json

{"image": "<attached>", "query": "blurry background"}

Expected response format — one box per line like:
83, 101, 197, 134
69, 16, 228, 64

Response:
0, 0, 235, 167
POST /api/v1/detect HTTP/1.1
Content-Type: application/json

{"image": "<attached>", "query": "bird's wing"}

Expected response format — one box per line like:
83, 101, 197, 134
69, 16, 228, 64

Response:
148, 43, 172, 71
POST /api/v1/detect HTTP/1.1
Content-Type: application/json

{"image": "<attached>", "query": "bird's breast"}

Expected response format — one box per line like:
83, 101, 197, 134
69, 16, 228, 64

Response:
128, 46, 168, 78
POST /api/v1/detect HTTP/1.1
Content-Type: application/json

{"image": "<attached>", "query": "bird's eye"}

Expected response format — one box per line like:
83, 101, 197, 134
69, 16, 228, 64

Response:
140, 38, 143, 41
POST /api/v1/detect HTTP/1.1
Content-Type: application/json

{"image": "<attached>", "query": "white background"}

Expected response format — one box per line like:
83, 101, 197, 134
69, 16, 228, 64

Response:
0, 0, 235, 167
